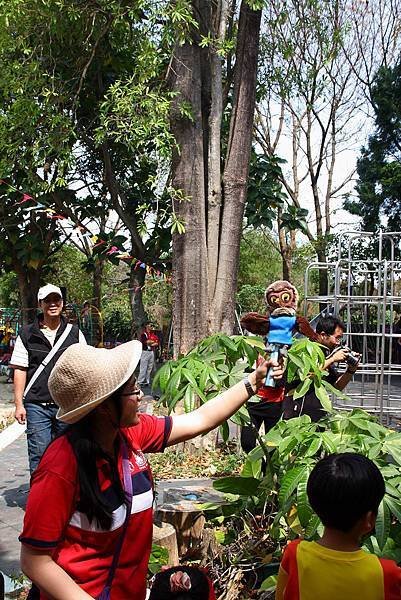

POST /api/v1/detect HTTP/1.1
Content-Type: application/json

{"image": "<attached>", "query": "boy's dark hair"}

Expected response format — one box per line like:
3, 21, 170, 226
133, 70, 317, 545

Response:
307, 453, 385, 533
149, 566, 210, 600
316, 315, 345, 335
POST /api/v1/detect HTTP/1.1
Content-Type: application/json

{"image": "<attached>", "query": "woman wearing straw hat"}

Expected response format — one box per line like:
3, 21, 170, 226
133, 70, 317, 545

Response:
19, 340, 282, 600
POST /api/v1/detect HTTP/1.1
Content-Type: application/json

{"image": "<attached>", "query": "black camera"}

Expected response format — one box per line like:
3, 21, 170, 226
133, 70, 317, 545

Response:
340, 346, 360, 368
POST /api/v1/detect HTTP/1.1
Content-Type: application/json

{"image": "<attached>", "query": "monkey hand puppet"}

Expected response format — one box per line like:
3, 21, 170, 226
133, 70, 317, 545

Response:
240, 280, 319, 387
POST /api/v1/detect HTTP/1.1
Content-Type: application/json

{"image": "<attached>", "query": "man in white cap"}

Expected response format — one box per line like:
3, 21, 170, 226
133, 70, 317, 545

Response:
10, 284, 87, 474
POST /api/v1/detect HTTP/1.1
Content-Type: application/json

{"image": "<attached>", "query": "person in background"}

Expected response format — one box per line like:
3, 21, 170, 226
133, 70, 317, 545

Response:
138, 322, 159, 386
19, 341, 283, 600
10, 284, 87, 474
0, 319, 14, 355
284, 315, 359, 422
5, 334, 16, 383
80, 301, 92, 343
276, 453, 401, 600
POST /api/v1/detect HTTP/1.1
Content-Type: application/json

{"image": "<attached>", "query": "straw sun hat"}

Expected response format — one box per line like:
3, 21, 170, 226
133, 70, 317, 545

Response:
48, 340, 143, 424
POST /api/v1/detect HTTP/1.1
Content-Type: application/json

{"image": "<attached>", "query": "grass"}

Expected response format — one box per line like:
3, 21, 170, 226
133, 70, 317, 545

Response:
149, 443, 243, 480
150, 399, 244, 480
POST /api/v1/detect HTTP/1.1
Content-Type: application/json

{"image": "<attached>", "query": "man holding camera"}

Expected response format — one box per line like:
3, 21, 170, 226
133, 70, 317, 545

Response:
284, 315, 360, 422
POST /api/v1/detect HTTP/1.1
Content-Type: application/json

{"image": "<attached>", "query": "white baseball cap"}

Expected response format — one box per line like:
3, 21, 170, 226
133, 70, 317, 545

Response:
37, 284, 63, 302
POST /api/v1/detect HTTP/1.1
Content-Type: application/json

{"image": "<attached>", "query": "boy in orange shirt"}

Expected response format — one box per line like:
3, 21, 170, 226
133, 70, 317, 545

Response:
276, 453, 401, 600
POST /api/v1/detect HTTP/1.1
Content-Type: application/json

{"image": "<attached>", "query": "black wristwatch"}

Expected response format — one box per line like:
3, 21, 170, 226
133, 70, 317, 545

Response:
243, 376, 256, 398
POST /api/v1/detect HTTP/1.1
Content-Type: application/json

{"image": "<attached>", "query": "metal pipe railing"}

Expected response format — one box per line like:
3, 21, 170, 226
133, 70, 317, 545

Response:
303, 232, 401, 423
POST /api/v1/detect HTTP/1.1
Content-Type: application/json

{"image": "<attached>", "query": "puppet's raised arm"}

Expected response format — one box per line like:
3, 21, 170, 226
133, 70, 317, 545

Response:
240, 312, 270, 336
296, 316, 321, 342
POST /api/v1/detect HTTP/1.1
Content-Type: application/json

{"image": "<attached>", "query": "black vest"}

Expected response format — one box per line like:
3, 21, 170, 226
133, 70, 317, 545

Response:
20, 315, 80, 405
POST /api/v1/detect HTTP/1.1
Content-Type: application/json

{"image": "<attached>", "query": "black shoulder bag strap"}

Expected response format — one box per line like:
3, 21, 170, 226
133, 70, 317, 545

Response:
22, 324, 73, 401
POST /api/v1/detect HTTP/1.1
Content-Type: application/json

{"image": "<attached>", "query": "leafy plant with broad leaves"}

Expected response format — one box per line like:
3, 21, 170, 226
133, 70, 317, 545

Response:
153, 333, 265, 440
286, 337, 349, 413
148, 543, 169, 575
153, 334, 347, 440
153, 333, 401, 592
202, 410, 401, 589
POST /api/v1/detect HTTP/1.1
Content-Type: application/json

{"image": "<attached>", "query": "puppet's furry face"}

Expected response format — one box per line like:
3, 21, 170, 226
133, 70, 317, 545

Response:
265, 280, 298, 312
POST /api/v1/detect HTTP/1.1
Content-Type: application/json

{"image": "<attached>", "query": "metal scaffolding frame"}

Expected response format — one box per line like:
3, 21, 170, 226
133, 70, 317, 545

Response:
303, 231, 401, 422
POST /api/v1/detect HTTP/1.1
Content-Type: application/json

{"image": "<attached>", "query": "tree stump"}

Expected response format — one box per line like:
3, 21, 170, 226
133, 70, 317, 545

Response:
152, 522, 179, 564
156, 502, 206, 557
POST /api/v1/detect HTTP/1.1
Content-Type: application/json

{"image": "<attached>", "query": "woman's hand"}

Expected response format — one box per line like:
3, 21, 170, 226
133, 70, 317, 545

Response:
250, 358, 285, 390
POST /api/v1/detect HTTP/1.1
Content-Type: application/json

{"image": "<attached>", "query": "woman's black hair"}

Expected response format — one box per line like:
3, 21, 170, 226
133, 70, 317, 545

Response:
67, 387, 126, 530
307, 453, 385, 532
149, 566, 210, 600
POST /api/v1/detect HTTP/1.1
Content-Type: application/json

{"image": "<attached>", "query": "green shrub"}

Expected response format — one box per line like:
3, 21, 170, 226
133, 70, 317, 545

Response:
207, 410, 401, 567
153, 333, 266, 439
103, 295, 132, 342
154, 332, 401, 590
154, 335, 345, 439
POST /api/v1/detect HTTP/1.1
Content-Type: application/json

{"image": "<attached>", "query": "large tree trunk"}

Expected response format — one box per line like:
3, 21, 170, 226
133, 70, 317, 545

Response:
169, 15, 209, 355
129, 260, 146, 338
207, 1, 229, 301
92, 258, 104, 311
17, 269, 41, 325
212, 2, 262, 332
169, 0, 262, 354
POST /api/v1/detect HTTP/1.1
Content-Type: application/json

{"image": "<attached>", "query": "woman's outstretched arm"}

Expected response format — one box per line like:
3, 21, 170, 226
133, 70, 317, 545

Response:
167, 359, 283, 446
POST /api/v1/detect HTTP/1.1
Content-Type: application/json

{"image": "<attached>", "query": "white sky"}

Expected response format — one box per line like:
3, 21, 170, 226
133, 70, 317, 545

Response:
266, 109, 374, 240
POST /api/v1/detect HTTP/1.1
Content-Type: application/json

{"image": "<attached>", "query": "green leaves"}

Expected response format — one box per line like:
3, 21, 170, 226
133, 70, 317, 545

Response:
196, 399, 401, 591
351, 63, 401, 234
209, 407, 401, 564
279, 206, 309, 235
148, 543, 169, 575
259, 575, 278, 591
154, 334, 262, 417
287, 339, 347, 411
314, 384, 332, 413
213, 476, 261, 496
293, 377, 312, 400
376, 500, 391, 551
278, 464, 309, 506
384, 496, 401, 525
297, 479, 313, 527
155, 333, 401, 570
245, 151, 287, 229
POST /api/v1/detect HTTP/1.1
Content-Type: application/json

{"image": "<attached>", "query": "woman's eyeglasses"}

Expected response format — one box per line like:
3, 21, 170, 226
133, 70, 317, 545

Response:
121, 388, 142, 397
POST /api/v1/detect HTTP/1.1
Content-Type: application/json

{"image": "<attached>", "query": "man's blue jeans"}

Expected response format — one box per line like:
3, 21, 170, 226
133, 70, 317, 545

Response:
25, 403, 68, 474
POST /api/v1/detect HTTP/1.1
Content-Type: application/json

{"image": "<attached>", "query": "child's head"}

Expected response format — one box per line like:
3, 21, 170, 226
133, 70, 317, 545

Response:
149, 566, 211, 600
307, 453, 385, 535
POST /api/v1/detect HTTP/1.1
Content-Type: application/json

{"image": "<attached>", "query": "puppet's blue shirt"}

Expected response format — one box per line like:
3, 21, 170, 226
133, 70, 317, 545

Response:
268, 315, 296, 345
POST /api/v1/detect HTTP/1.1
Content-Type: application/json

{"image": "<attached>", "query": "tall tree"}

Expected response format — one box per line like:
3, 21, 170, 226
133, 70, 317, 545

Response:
345, 62, 401, 232
255, 0, 358, 293
254, 0, 400, 293
168, 0, 263, 354
0, 0, 175, 326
